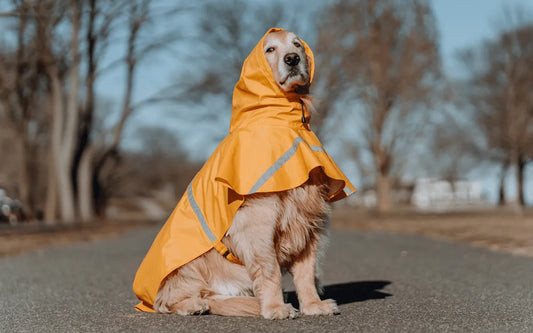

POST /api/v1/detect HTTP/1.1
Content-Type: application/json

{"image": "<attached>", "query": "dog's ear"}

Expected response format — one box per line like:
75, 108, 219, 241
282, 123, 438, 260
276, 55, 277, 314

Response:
306, 52, 313, 80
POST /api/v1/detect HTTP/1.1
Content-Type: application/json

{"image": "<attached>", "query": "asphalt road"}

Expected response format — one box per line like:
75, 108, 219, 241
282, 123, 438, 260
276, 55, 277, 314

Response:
1, 225, 532, 332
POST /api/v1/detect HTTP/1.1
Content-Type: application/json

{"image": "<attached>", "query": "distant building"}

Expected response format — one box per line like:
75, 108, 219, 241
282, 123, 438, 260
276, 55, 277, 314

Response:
412, 178, 487, 210
342, 178, 488, 210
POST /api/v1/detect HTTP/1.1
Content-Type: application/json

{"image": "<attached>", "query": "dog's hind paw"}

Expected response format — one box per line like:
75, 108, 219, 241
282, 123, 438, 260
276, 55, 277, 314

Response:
262, 303, 299, 320
301, 299, 339, 316
167, 297, 209, 316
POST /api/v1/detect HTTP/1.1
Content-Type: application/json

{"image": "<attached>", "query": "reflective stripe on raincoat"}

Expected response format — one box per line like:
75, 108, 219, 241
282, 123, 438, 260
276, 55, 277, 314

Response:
132, 28, 356, 312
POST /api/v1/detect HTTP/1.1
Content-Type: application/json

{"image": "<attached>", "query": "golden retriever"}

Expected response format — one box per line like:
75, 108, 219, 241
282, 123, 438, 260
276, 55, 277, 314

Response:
153, 30, 337, 319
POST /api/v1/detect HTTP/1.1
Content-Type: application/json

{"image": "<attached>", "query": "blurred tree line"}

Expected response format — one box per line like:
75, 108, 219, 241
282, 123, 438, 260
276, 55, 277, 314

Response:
458, 10, 533, 207
0, 0, 189, 223
0, 0, 531, 224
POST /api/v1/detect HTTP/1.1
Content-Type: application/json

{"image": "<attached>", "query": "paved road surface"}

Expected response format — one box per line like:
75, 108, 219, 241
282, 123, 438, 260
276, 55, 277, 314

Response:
1, 225, 532, 332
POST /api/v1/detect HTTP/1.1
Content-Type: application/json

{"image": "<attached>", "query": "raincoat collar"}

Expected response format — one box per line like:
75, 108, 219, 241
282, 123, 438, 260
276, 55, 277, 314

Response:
230, 28, 315, 132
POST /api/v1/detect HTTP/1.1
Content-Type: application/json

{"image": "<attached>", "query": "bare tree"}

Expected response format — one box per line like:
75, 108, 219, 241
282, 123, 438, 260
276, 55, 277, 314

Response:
459, 14, 533, 207
76, 0, 185, 221
316, 0, 442, 212
0, 0, 54, 219
77, 0, 145, 221
0, 124, 19, 197
1, 0, 185, 223
27, 0, 82, 223
106, 126, 202, 215
427, 106, 484, 187
129, 126, 199, 195
167, 0, 292, 149
73, 0, 117, 218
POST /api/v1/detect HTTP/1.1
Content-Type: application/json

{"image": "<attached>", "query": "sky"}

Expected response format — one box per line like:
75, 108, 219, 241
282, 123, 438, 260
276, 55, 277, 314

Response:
94, 0, 533, 205
432, 0, 532, 77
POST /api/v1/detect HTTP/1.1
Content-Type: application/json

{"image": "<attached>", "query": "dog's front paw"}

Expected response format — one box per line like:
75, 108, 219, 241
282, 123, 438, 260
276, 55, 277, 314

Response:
262, 303, 299, 320
301, 299, 339, 316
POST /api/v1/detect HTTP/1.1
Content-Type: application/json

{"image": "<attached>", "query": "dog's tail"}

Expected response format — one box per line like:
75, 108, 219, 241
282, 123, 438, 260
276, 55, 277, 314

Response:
208, 296, 261, 317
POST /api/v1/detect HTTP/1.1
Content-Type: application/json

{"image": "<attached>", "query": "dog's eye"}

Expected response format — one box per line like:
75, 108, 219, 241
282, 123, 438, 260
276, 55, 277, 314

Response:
294, 42, 302, 48
265, 47, 275, 53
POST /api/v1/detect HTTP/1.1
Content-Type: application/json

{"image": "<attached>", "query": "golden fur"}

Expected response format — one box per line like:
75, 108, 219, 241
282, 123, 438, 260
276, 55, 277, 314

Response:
154, 31, 337, 319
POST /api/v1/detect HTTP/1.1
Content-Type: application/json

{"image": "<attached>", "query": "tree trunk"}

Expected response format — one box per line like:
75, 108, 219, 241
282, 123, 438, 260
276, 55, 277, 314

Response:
517, 154, 526, 206
75, 0, 98, 223
44, 88, 58, 224
76, 0, 144, 221
376, 173, 392, 213
49, 72, 77, 222
56, 146, 77, 222
373, 133, 392, 213
46, 1, 82, 223
16, 131, 31, 215
78, 146, 97, 222
44, 154, 58, 224
498, 160, 508, 206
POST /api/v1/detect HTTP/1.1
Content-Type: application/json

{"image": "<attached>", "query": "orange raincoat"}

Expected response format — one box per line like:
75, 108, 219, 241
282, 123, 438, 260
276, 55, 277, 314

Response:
133, 28, 356, 312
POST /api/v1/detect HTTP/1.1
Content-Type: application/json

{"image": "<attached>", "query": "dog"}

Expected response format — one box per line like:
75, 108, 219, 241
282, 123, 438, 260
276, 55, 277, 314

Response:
152, 30, 339, 319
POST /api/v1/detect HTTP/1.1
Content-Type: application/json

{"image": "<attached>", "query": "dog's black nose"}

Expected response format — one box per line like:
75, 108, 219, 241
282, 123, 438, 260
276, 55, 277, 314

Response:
284, 53, 300, 66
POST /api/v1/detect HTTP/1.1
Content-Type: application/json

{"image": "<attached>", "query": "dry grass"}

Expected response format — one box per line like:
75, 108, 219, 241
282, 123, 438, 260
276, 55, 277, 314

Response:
1, 207, 533, 259
0, 219, 160, 258
332, 206, 533, 257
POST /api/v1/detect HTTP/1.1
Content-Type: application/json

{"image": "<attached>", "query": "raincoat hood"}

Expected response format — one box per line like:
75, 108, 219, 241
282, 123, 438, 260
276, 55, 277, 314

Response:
230, 27, 315, 132
133, 28, 355, 313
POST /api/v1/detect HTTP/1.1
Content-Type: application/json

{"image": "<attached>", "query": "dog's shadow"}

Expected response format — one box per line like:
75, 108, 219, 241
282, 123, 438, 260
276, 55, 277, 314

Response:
284, 280, 392, 307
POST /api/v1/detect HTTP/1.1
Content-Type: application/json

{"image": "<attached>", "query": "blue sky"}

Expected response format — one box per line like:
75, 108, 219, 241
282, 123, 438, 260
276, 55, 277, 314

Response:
432, 0, 532, 76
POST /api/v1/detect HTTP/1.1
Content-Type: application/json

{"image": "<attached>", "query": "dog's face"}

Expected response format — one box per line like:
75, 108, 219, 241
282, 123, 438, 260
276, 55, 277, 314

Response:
263, 31, 310, 94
